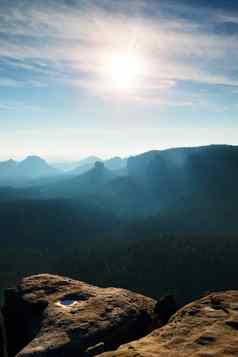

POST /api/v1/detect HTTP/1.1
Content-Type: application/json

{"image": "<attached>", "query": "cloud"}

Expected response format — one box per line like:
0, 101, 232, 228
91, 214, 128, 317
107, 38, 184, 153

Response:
0, 77, 45, 88
0, 101, 46, 112
0, 79, 21, 88
0, 0, 238, 102
215, 13, 238, 25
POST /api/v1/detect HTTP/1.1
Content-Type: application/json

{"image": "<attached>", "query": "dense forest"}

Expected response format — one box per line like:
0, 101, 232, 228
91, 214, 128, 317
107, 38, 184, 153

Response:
1, 229, 237, 306
0, 198, 237, 306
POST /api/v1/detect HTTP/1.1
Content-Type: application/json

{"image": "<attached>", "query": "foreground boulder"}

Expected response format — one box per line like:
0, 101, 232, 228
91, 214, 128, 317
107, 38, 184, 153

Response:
99, 290, 238, 357
0, 308, 8, 357
3, 274, 157, 357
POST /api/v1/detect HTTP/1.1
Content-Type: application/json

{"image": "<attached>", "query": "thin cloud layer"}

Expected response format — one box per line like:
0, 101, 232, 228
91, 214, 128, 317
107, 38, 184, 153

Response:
0, 0, 238, 104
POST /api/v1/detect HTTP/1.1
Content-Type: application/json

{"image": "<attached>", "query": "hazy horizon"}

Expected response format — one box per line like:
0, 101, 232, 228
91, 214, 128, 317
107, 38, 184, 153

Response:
0, 139, 237, 163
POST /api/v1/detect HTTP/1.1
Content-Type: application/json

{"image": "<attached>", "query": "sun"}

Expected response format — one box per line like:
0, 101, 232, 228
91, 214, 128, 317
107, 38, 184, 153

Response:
107, 53, 142, 90
102, 51, 145, 93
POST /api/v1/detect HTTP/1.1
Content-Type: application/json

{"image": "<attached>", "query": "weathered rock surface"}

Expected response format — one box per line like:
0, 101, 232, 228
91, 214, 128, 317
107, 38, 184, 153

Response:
0, 307, 8, 357
3, 274, 157, 357
98, 291, 238, 357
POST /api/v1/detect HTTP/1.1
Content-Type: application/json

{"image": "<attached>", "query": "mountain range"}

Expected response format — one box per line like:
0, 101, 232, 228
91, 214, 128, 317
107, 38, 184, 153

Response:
0, 156, 58, 184
0, 144, 238, 234
0, 155, 127, 185
50, 144, 238, 233
69, 156, 127, 176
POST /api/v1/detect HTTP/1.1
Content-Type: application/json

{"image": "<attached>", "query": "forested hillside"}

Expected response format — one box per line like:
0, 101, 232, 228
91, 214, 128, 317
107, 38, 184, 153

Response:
1, 221, 237, 306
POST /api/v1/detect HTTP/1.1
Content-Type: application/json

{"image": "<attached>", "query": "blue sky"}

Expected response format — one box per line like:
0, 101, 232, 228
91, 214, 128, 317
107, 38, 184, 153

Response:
0, 0, 238, 160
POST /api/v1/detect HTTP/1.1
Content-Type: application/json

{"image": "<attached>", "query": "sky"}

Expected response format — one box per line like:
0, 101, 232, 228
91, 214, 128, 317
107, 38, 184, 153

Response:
0, 0, 238, 161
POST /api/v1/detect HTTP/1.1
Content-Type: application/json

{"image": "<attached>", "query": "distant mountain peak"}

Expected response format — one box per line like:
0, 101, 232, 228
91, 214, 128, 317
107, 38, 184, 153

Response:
77, 156, 102, 167
94, 161, 105, 170
0, 159, 17, 173
22, 155, 47, 163
2, 159, 17, 166
15, 155, 58, 179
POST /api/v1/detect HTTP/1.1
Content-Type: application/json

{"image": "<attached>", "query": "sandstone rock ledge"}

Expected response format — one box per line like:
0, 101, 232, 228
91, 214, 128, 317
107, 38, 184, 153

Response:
3, 274, 157, 357
99, 291, 238, 357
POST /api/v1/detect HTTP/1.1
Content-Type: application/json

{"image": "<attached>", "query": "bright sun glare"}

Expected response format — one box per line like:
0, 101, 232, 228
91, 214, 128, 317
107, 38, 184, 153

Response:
102, 52, 145, 93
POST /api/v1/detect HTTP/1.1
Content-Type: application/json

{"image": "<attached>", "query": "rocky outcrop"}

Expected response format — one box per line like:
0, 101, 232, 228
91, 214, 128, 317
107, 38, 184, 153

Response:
5, 274, 238, 357
3, 274, 157, 357
0, 307, 8, 357
98, 291, 238, 357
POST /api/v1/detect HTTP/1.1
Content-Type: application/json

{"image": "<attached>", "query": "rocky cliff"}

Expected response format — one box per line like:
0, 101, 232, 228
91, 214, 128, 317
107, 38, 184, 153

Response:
99, 291, 238, 357
3, 274, 158, 357
3, 274, 238, 357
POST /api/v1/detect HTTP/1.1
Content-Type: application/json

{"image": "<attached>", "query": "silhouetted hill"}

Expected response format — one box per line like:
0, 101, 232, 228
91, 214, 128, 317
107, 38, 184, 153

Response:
52, 156, 103, 172
127, 144, 238, 211
68, 156, 102, 175
72, 161, 115, 190
0, 159, 18, 177
52, 156, 127, 173
71, 156, 127, 176
105, 157, 127, 172
78, 156, 102, 166
17, 156, 58, 178
128, 144, 238, 178
0, 159, 17, 169
39, 161, 117, 198
0, 156, 59, 185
